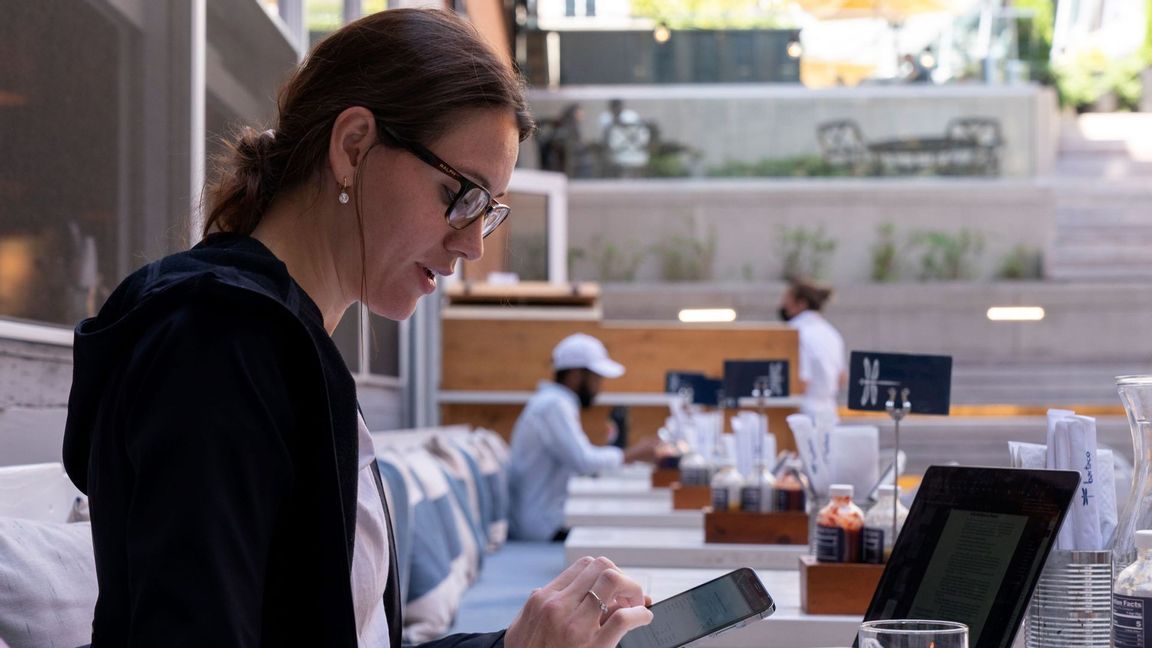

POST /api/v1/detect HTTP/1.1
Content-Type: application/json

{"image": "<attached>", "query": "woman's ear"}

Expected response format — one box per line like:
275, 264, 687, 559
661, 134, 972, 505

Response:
328, 106, 379, 185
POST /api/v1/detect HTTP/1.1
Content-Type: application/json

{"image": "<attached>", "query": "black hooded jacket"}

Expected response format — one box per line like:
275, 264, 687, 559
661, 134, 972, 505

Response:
63, 233, 504, 647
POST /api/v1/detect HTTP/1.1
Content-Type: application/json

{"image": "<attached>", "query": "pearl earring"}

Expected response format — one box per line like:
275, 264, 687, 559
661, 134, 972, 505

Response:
338, 177, 350, 205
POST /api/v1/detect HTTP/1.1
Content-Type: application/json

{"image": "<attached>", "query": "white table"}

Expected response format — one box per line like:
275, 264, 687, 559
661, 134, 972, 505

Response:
564, 497, 702, 529
565, 526, 807, 570
626, 566, 860, 648
567, 476, 671, 502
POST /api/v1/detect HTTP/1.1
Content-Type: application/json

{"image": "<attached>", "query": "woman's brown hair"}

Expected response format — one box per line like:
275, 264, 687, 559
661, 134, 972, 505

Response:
789, 279, 834, 312
204, 8, 535, 236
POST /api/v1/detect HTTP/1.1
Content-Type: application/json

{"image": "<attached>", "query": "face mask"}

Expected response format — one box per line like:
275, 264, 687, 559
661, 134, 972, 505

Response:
778, 307, 792, 322
575, 372, 598, 409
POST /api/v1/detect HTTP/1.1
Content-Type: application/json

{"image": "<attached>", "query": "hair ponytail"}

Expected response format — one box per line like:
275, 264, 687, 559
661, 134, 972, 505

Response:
790, 279, 834, 311
204, 127, 285, 235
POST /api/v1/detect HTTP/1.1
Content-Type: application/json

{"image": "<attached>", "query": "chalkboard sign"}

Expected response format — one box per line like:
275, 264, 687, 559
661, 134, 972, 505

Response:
722, 359, 790, 399
846, 351, 952, 415
665, 371, 723, 407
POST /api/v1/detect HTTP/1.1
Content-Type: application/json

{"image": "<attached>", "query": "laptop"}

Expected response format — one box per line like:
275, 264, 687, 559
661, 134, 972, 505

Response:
857, 466, 1081, 648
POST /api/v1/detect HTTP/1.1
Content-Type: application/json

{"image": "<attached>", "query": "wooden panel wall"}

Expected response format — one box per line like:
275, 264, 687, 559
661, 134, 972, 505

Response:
442, 318, 801, 392
440, 315, 802, 450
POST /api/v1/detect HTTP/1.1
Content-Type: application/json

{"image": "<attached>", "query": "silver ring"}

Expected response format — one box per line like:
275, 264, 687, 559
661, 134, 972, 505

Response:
585, 589, 609, 614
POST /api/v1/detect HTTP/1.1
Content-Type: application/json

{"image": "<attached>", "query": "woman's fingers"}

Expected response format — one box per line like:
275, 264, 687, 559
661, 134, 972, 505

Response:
597, 604, 655, 647
586, 565, 646, 616
546, 555, 596, 592
504, 556, 655, 648
560, 556, 618, 607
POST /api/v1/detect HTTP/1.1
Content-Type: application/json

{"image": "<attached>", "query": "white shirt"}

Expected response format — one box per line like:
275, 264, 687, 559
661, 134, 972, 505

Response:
788, 311, 846, 420
353, 414, 391, 646
508, 381, 624, 540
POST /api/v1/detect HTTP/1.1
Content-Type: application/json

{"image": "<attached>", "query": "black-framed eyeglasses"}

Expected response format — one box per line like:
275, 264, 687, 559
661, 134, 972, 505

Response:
381, 125, 510, 238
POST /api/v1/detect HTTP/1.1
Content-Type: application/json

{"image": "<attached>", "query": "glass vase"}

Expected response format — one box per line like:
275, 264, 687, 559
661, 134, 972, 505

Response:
1111, 375, 1152, 573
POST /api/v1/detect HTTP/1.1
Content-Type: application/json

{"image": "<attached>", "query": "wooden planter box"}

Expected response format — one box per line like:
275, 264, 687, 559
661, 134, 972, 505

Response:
651, 468, 680, 488
670, 483, 712, 510
703, 510, 809, 545
798, 555, 885, 615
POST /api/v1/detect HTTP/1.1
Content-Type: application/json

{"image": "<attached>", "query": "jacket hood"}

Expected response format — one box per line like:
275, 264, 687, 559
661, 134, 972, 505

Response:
63, 233, 319, 492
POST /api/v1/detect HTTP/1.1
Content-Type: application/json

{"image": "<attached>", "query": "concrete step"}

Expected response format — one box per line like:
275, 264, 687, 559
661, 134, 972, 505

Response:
1054, 225, 1152, 244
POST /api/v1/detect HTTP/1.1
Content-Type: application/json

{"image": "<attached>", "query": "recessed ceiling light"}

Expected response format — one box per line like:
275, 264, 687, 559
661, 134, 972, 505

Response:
987, 306, 1045, 321
678, 308, 736, 323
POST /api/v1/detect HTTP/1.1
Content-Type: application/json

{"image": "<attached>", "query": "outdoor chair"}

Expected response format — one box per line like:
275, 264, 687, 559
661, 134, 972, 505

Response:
602, 120, 654, 177
816, 120, 874, 175
944, 117, 1003, 176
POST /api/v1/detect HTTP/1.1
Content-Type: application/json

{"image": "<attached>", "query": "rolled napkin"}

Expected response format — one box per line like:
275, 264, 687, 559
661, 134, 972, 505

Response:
787, 413, 831, 497
1097, 448, 1118, 547
828, 425, 880, 500
1007, 441, 1047, 470
731, 412, 776, 478
1054, 415, 1101, 551
1044, 408, 1075, 471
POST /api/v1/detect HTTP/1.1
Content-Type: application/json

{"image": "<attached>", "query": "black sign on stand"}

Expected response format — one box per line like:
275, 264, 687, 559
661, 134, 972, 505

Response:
665, 371, 724, 407
847, 351, 953, 415
722, 360, 790, 399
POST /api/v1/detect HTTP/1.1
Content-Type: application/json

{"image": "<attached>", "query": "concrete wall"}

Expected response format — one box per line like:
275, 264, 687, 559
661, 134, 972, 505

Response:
0, 334, 402, 468
600, 281, 1152, 400
0, 337, 73, 467
566, 178, 1053, 284
525, 84, 1060, 177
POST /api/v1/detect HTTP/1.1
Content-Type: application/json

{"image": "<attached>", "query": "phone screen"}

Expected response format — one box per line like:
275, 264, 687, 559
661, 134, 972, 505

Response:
618, 568, 774, 648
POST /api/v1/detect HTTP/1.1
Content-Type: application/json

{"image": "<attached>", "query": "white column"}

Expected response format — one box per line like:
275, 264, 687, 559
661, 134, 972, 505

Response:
189, 0, 206, 244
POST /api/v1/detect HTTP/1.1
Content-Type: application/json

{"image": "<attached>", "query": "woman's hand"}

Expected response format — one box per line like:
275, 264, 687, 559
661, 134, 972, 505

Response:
504, 555, 653, 648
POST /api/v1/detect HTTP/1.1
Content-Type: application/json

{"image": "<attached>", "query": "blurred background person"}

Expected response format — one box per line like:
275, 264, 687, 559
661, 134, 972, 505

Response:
779, 279, 846, 423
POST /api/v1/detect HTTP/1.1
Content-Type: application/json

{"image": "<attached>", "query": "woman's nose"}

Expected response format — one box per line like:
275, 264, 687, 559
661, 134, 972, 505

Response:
447, 219, 484, 261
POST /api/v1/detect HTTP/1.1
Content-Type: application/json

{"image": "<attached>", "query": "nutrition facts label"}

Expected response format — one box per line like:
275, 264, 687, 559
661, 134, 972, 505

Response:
1114, 594, 1150, 647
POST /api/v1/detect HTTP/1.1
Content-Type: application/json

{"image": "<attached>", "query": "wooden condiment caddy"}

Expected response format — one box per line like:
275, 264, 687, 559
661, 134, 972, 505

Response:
703, 509, 809, 545
650, 468, 680, 488
669, 482, 712, 510
798, 555, 885, 615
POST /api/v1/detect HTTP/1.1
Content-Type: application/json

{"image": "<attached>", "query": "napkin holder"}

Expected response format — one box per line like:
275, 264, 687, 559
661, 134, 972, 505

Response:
651, 468, 680, 488
703, 509, 809, 544
670, 482, 711, 510
798, 555, 884, 615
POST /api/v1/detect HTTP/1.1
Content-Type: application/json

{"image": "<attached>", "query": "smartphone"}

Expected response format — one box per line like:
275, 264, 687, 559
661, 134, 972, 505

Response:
618, 568, 775, 648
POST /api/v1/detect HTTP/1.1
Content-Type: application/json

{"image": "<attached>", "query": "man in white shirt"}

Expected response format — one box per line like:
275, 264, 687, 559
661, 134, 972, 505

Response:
779, 279, 846, 423
508, 333, 658, 541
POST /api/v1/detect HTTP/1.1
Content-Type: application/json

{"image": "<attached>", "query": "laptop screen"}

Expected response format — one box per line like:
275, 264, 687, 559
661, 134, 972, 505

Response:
860, 466, 1080, 648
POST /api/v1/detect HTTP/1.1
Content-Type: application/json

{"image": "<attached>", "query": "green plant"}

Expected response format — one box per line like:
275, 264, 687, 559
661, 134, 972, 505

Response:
650, 218, 717, 281
908, 228, 985, 281
1054, 47, 1147, 111
707, 155, 850, 178
777, 225, 837, 281
647, 152, 691, 178
996, 245, 1044, 280
578, 237, 647, 282
869, 222, 901, 282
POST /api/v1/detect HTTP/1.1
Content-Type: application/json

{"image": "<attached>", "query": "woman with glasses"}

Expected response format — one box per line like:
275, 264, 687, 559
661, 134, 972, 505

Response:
63, 9, 651, 648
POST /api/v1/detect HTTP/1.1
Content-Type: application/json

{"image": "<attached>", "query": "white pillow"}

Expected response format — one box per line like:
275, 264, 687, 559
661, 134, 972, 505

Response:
0, 518, 96, 648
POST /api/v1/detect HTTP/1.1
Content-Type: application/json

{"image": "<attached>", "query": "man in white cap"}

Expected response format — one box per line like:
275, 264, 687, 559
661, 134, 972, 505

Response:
508, 333, 660, 541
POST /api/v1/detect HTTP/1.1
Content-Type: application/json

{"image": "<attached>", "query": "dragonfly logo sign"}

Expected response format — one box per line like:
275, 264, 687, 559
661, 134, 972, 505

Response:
858, 357, 900, 407
847, 351, 954, 415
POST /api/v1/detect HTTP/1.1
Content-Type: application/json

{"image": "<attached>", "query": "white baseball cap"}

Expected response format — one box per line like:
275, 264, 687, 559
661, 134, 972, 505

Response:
552, 333, 626, 378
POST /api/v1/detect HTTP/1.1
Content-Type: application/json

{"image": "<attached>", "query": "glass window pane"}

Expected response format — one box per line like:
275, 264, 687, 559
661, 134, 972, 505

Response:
1, 2, 132, 325
503, 191, 550, 281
